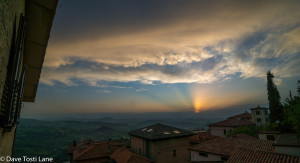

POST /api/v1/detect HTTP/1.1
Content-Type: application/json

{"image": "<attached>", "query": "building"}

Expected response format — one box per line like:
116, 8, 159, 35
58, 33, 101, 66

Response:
72, 142, 120, 163
189, 134, 274, 162
273, 133, 300, 156
227, 148, 300, 163
258, 130, 281, 141
67, 139, 130, 163
128, 123, 194, 163
0, 0, 58, 159
250, 105, 269, 126
190, 131, 219, 145
67, 139, 151, 163
111, 148, 153, 163
208, 112, 252, 137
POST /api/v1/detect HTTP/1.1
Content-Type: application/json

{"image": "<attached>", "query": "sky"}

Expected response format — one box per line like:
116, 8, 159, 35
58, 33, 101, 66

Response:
23, 0, 300, 118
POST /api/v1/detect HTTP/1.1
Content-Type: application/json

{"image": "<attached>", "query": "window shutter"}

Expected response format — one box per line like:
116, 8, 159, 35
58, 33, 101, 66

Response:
0, 14, 27, 129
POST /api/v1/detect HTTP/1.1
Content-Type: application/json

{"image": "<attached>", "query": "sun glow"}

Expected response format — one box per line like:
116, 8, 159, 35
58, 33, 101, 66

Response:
193, 100, 202, 113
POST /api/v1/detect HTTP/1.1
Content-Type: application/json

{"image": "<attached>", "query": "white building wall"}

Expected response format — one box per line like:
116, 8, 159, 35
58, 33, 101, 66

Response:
251, 108, 269, 126
210, 126, 234, 137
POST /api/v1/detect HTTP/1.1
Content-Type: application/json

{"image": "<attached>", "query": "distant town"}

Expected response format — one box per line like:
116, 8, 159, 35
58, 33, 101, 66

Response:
66, 106, 300, 163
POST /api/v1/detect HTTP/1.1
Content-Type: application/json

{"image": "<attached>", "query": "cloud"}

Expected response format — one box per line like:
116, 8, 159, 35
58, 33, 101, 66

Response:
40, 56, 224, 86
136, 88, 148, 92
103, 90, 111, 94
41, 0, 300, 86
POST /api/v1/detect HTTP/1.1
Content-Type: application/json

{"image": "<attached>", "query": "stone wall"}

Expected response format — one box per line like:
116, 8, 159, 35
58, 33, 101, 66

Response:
0, 0, 25, 109
0, 0, 25, 161
153, 136, 192, 163
130, 136, 192, 163
130, 136, 147, 156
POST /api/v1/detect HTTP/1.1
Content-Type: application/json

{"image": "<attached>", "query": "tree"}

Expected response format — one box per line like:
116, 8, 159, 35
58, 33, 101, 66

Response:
227, 126, 262, 138
298, 80, 300, 95
266, 71, 283, 124
282, 81, 300, 135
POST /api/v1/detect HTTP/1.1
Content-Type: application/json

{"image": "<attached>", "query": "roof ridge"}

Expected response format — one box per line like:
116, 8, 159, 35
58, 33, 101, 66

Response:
74, 144, 96, 160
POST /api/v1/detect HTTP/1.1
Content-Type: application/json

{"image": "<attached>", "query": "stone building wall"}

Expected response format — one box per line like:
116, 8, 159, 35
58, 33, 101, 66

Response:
153, 136, 191, 163
0, 0, 25, 161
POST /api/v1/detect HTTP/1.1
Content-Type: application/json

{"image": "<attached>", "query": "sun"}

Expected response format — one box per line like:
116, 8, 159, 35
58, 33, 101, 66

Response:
193, 100, 202, 113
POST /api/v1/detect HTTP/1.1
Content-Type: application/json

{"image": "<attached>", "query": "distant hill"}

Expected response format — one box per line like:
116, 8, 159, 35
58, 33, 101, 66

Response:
98, 126, 116, 132
99, 117, 114, 122
15, 117, 210, 162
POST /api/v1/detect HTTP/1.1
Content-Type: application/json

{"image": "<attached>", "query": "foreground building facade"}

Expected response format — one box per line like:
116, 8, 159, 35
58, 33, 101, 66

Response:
129, 123, 194, 163
0, 0, 58, 159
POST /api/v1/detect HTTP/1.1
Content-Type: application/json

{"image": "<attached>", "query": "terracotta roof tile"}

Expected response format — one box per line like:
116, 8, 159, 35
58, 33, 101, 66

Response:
208, 118, 252, 127
228, 112, 252, 120
72, 142, 123, 161
190, 131, 219, 144
227, 148, 300, 163
67, 139, 129, 155
111, 148, 153, 163
67, 139, 96, 155
189, 134, 274, 156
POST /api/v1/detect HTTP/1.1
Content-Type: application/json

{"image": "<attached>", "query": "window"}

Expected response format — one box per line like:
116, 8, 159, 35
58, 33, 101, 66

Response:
257, 118, 261, 122
107, 145, 111, 153
199, 152, 208, 157
265, 110, 268, 115
221, 156, 228, 161
173, 150, 176, 157
223, 129, 227, 135
266, 135, 275, 141
266, 118, 269, 122
139, 148, 141, 154
0, 14, 27, 128
256, 111, 260, 115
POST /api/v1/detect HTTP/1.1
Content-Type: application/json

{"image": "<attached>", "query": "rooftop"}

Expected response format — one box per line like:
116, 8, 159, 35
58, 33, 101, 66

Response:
208, 118, 252, 127
228, 111, 252, 120
189, 134, 274, 156
110, 148, 153, 163
227, 148, 300, 163
73, 142, 120, 161
67, 139, 130, 162
128, 123, 194, 141
208, 111, 253, 127
67, 139, 129, 155
190, 131, 219, 144
250, 105, 268, 110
